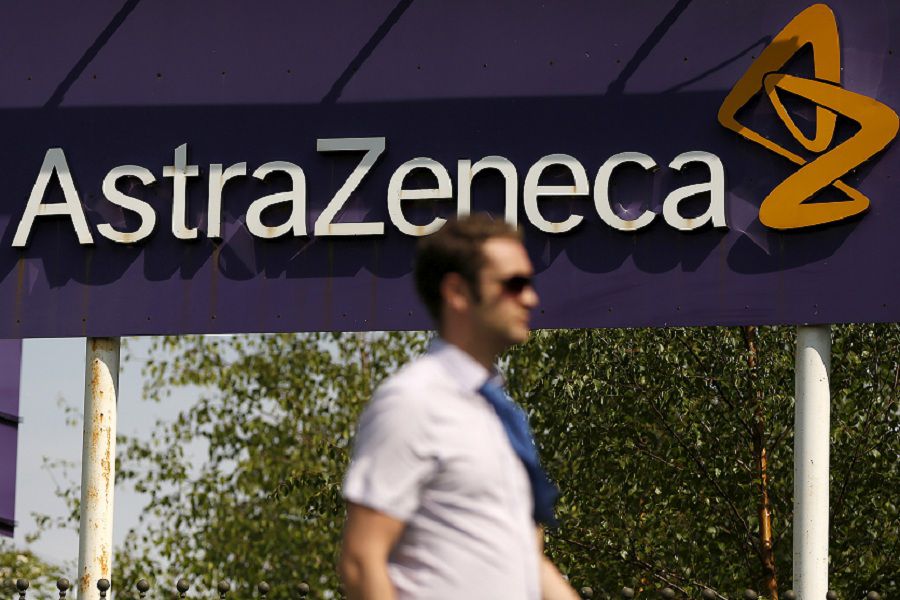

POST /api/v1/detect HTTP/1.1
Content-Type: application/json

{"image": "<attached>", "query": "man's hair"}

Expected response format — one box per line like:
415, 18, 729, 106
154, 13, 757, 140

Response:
413, 214, 522, 323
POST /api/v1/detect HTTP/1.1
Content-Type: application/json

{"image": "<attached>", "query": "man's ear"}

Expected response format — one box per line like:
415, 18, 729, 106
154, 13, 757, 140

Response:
440, 272, 473, 315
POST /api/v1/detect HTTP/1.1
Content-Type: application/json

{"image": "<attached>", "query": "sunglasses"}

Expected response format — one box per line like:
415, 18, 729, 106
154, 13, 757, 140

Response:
498, 274, 534, 295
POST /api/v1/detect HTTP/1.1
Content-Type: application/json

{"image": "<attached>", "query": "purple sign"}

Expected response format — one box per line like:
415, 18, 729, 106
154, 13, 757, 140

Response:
0, 339, 22, 537
1, 1, 898, 339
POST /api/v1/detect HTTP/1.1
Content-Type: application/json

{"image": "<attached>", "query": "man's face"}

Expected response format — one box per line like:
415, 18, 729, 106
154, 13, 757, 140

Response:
470, 237, 539, 349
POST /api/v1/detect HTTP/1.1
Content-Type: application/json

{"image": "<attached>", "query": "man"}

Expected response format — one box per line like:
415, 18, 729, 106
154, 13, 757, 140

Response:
340, 215, 579, 600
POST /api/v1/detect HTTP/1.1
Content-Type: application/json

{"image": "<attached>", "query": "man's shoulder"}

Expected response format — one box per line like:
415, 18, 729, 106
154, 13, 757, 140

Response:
356, 353, 457, 434
378, 351, 455, 398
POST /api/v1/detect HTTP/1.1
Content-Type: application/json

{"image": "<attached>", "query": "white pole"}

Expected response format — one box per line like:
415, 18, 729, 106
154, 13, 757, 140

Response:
793, 325, 831, 600
77, 338, 120, 600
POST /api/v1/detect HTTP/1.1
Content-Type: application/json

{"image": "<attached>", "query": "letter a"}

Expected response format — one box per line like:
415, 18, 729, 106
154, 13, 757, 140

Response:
12, 148, 94, 247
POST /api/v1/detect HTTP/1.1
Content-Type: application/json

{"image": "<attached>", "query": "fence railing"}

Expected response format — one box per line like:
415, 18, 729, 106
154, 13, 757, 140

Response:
9, 578, 885, 600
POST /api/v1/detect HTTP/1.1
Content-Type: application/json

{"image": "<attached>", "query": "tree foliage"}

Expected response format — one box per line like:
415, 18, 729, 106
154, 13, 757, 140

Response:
32, 325, 898, 599
0, 540, 64, 600
113, 332, 428, 600
506, 325, 898, 598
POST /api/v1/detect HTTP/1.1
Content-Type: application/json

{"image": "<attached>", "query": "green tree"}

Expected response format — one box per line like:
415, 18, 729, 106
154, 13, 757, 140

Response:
111, 332, 428, 600
0, 540, 65, 600
506, 325, 898, 598
39, 325, 898, 599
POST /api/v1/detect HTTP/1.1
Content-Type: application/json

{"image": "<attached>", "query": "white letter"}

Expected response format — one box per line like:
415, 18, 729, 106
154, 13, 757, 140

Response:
12, 148, 94, 247
457, 156, 518, 226
388, 158, 453, 236
663, 151, 727, 231
98, 165, 157, 243
248, 161, 307, 239
208, 162, 247, 238
315, 137, 385, 236
162, 143, 200, 240
523, 154, 588, 233
594, 152, 657, 231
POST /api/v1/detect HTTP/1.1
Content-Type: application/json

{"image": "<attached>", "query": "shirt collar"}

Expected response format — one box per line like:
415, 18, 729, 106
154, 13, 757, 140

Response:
428, 338, 502, 392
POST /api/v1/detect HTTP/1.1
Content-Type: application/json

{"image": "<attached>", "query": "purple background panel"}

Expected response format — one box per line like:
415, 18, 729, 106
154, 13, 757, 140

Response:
0, 0, 898, 339
0, 340, 22, 537
0, 340, 21, 415
0, 425, 16, 537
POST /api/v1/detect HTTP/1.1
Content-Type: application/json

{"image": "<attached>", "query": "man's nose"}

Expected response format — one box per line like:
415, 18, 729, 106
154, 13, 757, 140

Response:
522, 284, 539, 308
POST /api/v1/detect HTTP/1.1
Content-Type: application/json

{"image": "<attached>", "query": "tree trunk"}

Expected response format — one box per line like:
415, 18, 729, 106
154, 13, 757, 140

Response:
743, 326, 779, 599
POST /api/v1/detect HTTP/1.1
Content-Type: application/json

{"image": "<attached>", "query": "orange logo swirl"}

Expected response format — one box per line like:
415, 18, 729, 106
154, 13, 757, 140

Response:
718, 4, 899, 230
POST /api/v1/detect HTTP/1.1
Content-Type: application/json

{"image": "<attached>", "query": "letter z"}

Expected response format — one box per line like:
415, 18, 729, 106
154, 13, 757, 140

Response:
314, 137, 386, 236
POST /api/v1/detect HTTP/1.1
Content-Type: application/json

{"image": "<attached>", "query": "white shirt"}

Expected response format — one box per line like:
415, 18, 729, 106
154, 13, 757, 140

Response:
343, 340, 540, 600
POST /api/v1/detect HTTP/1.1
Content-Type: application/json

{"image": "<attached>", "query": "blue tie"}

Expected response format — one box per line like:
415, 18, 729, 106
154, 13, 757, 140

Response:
478, 380, 559, 526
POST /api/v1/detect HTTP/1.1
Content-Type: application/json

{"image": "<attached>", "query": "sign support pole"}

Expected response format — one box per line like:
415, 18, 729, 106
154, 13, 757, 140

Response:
76, 338, 120, 600
793, 325, 831, 600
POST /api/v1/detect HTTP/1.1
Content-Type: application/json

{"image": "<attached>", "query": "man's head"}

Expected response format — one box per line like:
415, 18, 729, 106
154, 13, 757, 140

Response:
414, 215, 539, 357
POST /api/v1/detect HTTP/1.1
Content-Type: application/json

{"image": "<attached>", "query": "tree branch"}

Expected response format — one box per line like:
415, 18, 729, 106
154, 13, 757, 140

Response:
673, 334, 755, 438
551, 533, 730, 600
646, 395, 754, 552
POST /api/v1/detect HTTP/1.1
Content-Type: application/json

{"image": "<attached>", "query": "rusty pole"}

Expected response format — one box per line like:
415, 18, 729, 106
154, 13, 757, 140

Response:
76, 338, 120, 600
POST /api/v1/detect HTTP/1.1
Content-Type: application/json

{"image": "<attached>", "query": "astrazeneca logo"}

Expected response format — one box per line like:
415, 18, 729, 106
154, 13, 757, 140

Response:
718, 3, 899, 230
9, 4, 898, 249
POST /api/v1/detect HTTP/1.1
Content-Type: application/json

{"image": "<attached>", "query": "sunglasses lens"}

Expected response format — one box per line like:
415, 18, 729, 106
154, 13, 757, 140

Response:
502, 276, 532, 294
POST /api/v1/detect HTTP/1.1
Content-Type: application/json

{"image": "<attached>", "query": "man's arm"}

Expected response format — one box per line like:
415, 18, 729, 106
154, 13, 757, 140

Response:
340, 502, 405, 600
536, 527, 581, 600
540, 557, 581, 600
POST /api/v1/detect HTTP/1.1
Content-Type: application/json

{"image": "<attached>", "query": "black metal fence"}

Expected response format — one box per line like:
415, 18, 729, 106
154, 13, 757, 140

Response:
9, 578, 886, 600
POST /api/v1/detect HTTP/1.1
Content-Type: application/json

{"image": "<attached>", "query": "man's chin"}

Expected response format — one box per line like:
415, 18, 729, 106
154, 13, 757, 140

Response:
490, 325, 531, 351
510, 326, 531, 345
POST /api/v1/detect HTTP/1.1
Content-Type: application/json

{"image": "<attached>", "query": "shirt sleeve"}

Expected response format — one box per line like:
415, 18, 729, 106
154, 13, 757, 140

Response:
342, 380, 438, 522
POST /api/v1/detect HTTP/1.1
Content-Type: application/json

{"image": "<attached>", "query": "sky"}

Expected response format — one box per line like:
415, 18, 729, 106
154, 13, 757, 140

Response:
13, 336, 189, 569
